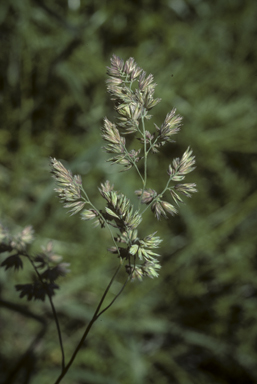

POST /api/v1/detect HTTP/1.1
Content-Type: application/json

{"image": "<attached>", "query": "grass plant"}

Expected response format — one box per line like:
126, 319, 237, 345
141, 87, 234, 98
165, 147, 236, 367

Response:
1, 55, 196, 383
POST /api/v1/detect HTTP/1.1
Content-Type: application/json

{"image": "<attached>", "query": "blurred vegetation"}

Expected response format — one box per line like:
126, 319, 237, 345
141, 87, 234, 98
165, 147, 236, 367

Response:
1, 0, 257, 383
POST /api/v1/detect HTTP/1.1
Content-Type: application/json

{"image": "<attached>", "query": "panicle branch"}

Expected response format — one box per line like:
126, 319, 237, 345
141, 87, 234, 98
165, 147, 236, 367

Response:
103, 55, 161, 176
168, 147, 196, 181
50, 157, 86, 216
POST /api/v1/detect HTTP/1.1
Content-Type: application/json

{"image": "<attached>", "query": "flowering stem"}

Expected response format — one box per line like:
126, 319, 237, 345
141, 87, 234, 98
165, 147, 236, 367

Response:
133, 162, 145, 184
162, 176, 172, 194
146, 134, 160, 155
96, 275, 130, 319
142, 116, 148, 187
137, 116, 148, 210
120, 141, 144, 184
140, 178, 172, 216
53, 263, 123, 384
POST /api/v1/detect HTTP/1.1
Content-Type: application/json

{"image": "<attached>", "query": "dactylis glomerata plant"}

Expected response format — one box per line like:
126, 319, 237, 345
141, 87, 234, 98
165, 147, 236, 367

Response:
0, 55, 197, 384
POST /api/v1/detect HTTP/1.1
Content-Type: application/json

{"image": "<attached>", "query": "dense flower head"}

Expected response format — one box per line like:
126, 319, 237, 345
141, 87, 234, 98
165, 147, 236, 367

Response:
50, 157, 86, 216
105, 54, 161, 137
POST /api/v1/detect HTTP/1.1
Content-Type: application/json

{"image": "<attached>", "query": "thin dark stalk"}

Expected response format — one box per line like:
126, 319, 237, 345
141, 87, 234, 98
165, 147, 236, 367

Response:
96, 275, 130, 319
53, 263, 122, 384
24, 253, 65, 370
48, 294, 65, 371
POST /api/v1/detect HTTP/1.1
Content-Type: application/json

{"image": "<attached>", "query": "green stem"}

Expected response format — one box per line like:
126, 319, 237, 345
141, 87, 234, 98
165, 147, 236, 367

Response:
131, 160, 144, 184
53, 263, 123, 384
121, 142, 144, 184
137, 116, 148, 210
162, 176, 172, 194
124, 147, 144, 184
96, 274, 130, 319
80, 187, 120, 258
140, 176, 173, 216
146, 134, 161, 156
142, 117, 148, 187
80, 186, 91, 202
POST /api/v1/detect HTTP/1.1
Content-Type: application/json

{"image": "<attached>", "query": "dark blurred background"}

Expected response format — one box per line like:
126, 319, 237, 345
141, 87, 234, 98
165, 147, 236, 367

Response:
1, 0, 257, 383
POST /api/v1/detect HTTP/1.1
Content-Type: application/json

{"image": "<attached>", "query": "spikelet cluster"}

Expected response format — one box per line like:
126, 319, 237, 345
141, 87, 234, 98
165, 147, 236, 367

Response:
98, 181, 142, 231
50, 157, 86, 216
135, 147, 197, 220
109, 229, 162, 280
102, 55, 185, 172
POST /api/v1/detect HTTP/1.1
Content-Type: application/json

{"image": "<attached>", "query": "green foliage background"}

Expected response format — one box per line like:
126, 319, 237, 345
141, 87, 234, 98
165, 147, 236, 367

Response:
1, 0, 257, 383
